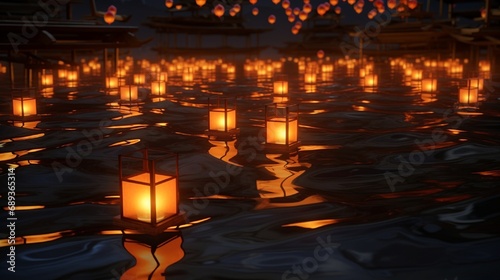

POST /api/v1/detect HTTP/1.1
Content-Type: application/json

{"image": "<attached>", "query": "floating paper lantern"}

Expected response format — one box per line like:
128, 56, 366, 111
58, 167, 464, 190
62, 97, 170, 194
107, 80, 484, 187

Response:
317, 50, 325, 59
104, 11, 115, 24
387, 0, 397, 9
165, 0, 173, 8
421, 78, 437, 92
134, 73, 146, 85
330, 0, 339, 5
268, 14, 276, 24
282, 0, 290, 9
119, 149, 179, 227
408, 0, 418, 9
107, 5, 117, 15
250, 0, 258, 4
273, 74, 289, 95
120, 85, 139, 102
12, 97, 37, 117
252, 7, 259, 15
335, 6, 341, 14
208, 97, 237, 132
41, 73, 53, 87
265, 103, 299, 147
272, 0, 280, 4
459, 86, 478, 106
303, 3, 312, 13
151, 81, 167, 95
214, 4, 225, 17
196, 0, 206, 7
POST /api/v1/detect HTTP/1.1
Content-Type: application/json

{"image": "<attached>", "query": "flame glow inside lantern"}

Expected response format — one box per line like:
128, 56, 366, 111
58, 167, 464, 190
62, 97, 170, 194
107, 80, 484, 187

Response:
58, 69, 67, 79
282, 0, 290, 9
134, 73, 146, 85
412, 69, 423, 80
151, 81, 167, 95
273, 75, 289, 95
268, 14, 276, 24
330, 0, 338, 5
106, 77, 119, 89
158, 72, 168, 82
12, 97, 37, 117
41, 73, 53, 87
120, 85, 139, 101
196, 0, 206, 7
208, 98, 237, 132
250, 0, 258, 4
408, 0, 418, 9
317, 50, 325, 59
459, 87, 478, 105
252, 7, 259, 15
104, 11, 115, 24
305, 71, 317, 84
272, 0, 280, 4
421, 78, 437, 92
214, 4, 225, 17
120, 150, 178, 225
364, 74, 378, 87
469, 78, 484, 91
67, 70, 78, 82
299, 11, 308, 21
387, 0, 397, 9
266, 104, 298, 145
334, 6, 341, 14
165, 0, 173, 8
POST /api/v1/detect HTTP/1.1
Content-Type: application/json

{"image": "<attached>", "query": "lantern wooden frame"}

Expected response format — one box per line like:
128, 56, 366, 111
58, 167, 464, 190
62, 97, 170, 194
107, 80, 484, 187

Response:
264, 103, 300, 153
458, 86, 479, 109
206, 96, 240, 140
120, 85, 139, 103
116, 149, 184, 234
151, 81, 167, 96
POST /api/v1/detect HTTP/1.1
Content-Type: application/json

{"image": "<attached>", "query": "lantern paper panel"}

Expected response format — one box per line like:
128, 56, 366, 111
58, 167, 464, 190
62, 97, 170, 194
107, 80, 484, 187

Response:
120, 85, 139, 101
122, 173, 177, 224
266, 117, 298, 145
209, 108, 236, 131
422, 78, 437, 92
151, 81, 167, 95
12, 98, 37, 117
273, 79, 289, 95
459, 87, 478, 105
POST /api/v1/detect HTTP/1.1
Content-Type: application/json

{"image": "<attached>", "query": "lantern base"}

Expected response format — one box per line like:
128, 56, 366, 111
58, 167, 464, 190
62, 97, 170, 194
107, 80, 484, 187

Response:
114, 212, 186, 235
263, 141, 301, 154
206, 128, 240, 141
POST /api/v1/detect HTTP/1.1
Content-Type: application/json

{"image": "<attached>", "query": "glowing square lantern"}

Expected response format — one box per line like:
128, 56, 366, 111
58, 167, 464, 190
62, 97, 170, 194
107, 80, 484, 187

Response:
207, 97, 238, 140
265, 103, 299, 146
106, 76, 119, 89
273, 74, 288, 95
459, 86, 478, 106
120, 85, 139, 102
67, 70, 78, 82
12, 97, 37, 117
304, 70, 317, 84
468, 78, 484, 91
119, 149, 179, 226
41, 73, 53, 87
134, 73, 146, 85
364, 74, 378, 87
421, 78, 437, 92
151, 81, 167, 95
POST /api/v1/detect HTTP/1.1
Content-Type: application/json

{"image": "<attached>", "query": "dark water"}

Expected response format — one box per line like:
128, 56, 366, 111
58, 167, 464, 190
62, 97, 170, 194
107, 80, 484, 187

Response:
1, 57, 500, 280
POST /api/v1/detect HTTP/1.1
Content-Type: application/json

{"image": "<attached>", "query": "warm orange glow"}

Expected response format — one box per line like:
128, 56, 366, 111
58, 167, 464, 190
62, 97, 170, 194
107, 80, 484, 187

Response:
459, 87, 478, 105
151, 81, 167, 95
298, 11, 308, 21
122, 236, 184, 280
266, 117, 298, 145
282, 219, 339, 229
330, 0, 338, 5
120, 85, 139, 101
196, 0, 206, 6
364, 74, 378, 87
268, 14, 276, 24
408, 0, 418, 9
104, 11, 115, 24
412, 69, 423, 80
334, 6, 341, 14
133, 73, 146, 85
209, 108, 236, 131
122, 172, 177, 224
250, 0, 258, 4
272, 0, 280, 4
468, 78, 484, 91
12, 98, 37, 117
214, 4, 225, 17
67, 70, 78, 82
106, 77, 119, 89
41, 74, 53, 87
421, 78, 437, 92
58, 69, 67, 79
317, 50, 325, 59
273, 77, 288, 95
304, 71, 316, 84
252, 7, 259, 15
282, 0, 290, 9
165, 0, 173, 8
387, 0, 397, 9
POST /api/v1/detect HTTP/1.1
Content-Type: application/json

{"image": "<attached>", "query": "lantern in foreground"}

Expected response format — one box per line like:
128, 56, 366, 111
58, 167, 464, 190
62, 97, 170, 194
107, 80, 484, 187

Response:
12, 97, 37, 117
206, 97, 239, 140
265, 103, 300, 152
120, 85, 139, 102
458, 86, 478, 108
117, 149, 182, 232
151, 81, 167, 95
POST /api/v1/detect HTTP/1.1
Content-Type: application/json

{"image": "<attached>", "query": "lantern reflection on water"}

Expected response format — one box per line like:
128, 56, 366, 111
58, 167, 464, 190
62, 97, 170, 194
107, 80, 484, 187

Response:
121, 232, 184, 280
117, 149, 182, 233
